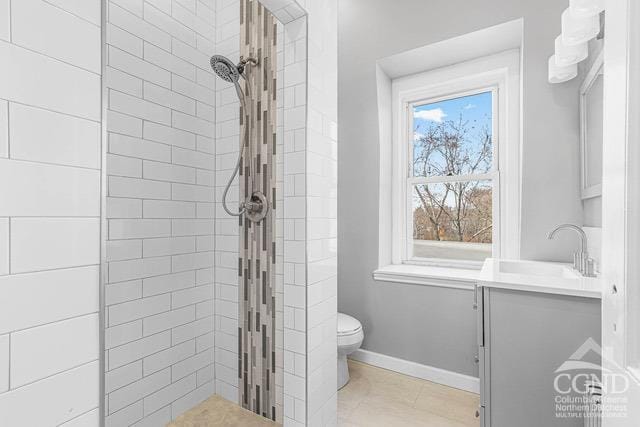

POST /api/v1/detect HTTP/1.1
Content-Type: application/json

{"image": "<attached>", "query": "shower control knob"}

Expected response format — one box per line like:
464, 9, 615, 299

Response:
244, 191, 269, 223
245, 201, 262, 212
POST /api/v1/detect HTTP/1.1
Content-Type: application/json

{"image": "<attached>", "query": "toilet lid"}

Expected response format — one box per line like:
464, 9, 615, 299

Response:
338, 313, 362, 336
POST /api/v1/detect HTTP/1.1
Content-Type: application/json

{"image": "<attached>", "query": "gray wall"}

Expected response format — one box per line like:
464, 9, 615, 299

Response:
338, 0, 583, 376
344, 280, 479, 377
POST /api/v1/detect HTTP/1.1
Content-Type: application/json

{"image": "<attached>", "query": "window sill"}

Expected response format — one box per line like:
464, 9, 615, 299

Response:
372, 264, 479, 290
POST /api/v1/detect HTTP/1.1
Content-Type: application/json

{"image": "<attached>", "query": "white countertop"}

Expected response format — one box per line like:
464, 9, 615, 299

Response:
477, 258, 603, 299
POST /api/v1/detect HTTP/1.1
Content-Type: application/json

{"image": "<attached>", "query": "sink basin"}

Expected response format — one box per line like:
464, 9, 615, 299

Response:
478, 258, 601, 298
496, 259, 580, 279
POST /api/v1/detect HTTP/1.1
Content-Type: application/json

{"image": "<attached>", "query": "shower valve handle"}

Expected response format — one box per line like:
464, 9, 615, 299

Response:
244, 200, 263, 213
243, 191, 269, 223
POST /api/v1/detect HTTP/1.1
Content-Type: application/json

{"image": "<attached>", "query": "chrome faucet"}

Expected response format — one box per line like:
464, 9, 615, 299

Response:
547, 224, 596, 277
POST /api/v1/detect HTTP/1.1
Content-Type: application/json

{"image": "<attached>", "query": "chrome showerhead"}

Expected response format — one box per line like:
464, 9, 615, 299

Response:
210, 54, 240, 83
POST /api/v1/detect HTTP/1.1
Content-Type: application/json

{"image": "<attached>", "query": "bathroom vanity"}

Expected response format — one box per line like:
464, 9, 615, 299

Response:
475, 259, 602, 427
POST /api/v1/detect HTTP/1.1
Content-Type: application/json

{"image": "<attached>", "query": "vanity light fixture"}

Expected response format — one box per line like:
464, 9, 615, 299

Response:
554, 35, 588, 67
569, 0, 605, 18
561, 7, 600, 46
548, 55, 578, 84
550, 5, 603, 83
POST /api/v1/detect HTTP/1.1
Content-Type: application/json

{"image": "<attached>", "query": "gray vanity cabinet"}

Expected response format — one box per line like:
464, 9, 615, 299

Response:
475, 285, 601, 427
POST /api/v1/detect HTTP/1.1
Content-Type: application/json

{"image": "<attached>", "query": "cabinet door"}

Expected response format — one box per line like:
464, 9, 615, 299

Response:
479, 405, 486, 427
475, 284, 484, 347
487, 289, 599, 426
476, 285, 491, 425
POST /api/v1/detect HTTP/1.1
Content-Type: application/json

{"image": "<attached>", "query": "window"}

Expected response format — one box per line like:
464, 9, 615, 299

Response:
408, 90, 496, 264
387, 50, 521, 270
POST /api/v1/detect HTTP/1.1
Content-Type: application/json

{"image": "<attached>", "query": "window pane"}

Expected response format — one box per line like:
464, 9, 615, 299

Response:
413, 91, 493, 177
412, 181, 492, 261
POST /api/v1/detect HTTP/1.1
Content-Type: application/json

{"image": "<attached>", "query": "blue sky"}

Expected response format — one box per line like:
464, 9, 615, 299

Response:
413, 91, 492, 139
412, 91, 493, 177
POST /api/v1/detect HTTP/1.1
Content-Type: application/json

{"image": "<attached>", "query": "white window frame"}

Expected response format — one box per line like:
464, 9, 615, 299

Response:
404, 86, 499, 268
390, 50, 521, 271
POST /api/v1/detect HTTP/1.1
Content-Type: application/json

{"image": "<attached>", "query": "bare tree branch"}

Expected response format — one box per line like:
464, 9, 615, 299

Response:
412, 107, 493, 244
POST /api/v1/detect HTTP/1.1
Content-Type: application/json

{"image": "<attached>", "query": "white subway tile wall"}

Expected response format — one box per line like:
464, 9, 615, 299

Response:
0, 1, 101, 425
0, 0, 337, 424
281, 14, 309, 427
211, 2, 338, 426
301, 1, 338, 425
275, 17, 287, 425
104, 0, 217, 425
212, 0, 241, 404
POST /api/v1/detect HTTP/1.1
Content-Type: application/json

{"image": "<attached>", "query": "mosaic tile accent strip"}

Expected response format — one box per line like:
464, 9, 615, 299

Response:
238, 0, 278, 421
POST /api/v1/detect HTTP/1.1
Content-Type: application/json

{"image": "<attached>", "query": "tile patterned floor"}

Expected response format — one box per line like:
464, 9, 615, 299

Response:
167, 360, 480, 427
167, 395, 276, 427
338, 360, 480, 427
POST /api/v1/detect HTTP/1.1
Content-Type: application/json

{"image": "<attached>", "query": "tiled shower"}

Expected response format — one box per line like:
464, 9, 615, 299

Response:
0, 0, 336, 426
103, 0, 219, 424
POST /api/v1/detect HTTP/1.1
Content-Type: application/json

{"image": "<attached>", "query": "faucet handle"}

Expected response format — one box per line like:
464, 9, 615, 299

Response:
573, 252, 581, 272
585, 258, 596, 277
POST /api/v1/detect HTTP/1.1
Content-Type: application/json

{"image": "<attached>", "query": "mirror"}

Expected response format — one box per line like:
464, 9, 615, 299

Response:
580, 49, 604, 199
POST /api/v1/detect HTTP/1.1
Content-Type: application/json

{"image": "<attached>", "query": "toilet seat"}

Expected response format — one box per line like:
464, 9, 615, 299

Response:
337, 313, 363, 347
337, 313, 362, 336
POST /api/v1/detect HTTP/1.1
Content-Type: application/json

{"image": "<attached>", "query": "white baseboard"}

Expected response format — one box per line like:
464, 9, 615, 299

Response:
349, 349, 479, 394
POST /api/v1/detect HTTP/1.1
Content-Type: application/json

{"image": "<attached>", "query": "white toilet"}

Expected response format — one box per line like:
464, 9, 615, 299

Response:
337, 312, 364, 389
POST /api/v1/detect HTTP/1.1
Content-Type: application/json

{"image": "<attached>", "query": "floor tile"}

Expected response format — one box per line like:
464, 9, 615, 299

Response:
167, 395, 276, 427
169, 360, 480, 427
338, 360, 480, 427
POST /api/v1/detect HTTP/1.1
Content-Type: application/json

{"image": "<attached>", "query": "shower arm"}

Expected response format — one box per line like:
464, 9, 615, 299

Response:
238, 56, 258, 75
